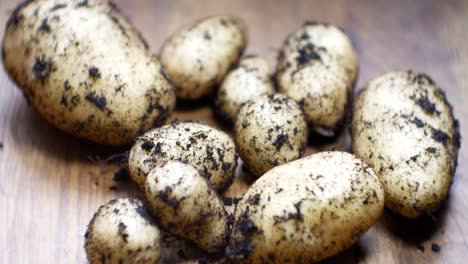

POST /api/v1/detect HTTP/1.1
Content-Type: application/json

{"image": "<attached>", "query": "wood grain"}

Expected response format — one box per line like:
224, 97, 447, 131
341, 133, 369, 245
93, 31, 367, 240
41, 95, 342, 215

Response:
0, 0, 467, 263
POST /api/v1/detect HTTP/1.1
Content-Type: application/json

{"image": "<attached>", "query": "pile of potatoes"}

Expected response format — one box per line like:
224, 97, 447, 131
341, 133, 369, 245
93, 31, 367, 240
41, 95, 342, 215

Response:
2, 1, 460, 263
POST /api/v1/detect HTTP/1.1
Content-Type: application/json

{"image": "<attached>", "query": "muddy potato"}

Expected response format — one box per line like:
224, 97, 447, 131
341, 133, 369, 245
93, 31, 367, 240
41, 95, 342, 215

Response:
84, 198, 162, 264
160, 16, 247, 100
145, 160, 229, 252
228, 151, 384, 263
129, 121, 237, 191
351, 71, 460, 218
2, 0, 175, 145
275, 22, 358, 135
216, 56, 275, 122
234, 93, 307, 177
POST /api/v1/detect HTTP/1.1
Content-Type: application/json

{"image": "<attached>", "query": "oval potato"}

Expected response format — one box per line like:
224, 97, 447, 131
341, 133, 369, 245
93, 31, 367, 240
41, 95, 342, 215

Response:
2, 0, 175, 145
145, 160, 229, 252
84, 198, 162, 264
234, 93, 307, 177
160, 16, 247, 99
216, 55, 275, 122
351, 71, 460, 218
275, 22, 358, 135
129, 121, 237, 191
228, 151, 384, 263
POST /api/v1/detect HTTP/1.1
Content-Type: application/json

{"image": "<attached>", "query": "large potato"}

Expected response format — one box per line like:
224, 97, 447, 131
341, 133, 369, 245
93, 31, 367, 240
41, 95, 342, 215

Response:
84, 198, 162, 264
145, 161, 229, 253
216, 55, 275, 122
351, 71, 460, 218
129, 121, 237, 191
275, 22, 358, 135
227, 151, 384, 263
2, 0, 175, 145
234, 93, 307, 177
160, 16, 247, 100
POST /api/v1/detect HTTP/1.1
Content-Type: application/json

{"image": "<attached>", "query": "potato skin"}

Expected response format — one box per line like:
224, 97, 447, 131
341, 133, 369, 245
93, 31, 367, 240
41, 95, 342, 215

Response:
2, 0, 175, 145
216, 56, 275, 122
160, 16, 247, 100
234, 93, 307, 177
275, 22, 358, 135
145, 161, 229, 252
227, 151, 384, 263
351, 71, 460, 218
128, 121, 237, 191
84, 198, 161, 264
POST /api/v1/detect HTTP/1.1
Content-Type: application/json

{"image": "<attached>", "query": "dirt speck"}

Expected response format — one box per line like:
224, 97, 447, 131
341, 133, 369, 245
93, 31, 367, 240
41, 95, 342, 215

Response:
415, 95, 437, 115
431, 243, 440, 253
431, 128, 449, 147
296, 43, 321, 65
85, 92, 107, 110
272, 134, 288, 150
89, 66, 101, 79
33, 55, 52, 82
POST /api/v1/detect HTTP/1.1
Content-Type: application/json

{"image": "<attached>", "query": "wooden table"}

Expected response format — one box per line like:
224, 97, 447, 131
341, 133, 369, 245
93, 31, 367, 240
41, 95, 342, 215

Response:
0, 0, 466, 263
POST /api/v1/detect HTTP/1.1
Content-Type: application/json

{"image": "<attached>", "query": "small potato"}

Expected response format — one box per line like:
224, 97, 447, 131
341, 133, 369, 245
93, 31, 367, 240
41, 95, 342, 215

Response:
129, 121, 237, 191
275, 22, 358, 135
351, 71, 460, 218
145, 160, 229, 252
228, 151, 384, 263
84, 198, 161, 264
234, 93, 307, 177
160, 16, 247, 99
2, 0, 175, 145
216, 56, 275, 122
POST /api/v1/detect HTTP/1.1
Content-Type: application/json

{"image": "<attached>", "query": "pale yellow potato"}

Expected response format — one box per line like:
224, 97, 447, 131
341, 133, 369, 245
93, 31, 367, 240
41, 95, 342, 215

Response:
352, 71, 460, 218
160, 16, 247, 99
228, 151, 384, 263
84, 198, 162, 264
128, 121, 237, 192
2, 0, 175, 145
276, 22, 358, 135
234, 93, 307, 177
145, 161, 229, 252
216, 56, 275, 122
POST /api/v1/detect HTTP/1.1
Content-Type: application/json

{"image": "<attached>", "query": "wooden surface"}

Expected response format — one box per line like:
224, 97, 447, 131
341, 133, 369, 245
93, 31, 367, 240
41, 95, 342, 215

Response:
0, 0, 467, 263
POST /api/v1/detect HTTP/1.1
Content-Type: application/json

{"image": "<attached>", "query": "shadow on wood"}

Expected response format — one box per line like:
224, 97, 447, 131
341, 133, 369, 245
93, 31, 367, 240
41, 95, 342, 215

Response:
321, 243, 367, 264
380, 196, 451, 245
7, 99, 129, 163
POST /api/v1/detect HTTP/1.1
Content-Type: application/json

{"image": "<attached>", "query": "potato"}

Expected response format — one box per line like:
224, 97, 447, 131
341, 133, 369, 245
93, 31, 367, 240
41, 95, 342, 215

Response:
227, 151, 384, 263
160, 16, 247, 100
129, 121, 237, 191
234, 93, 307, 177
351, 71, 460, 218
145, 160, 229, 252
84, 198, 162, 264
2, 0, 175, 145
275, 21, 358, 135
216, 56, 275, 122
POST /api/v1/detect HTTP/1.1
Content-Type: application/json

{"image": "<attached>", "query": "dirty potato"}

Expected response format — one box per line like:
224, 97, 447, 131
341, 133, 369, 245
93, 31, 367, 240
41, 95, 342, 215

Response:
216, 55, 275, 122
129, 121, 237, 191
234, 93, 307, 177
276, 21, 358, 135
160, 16, 247, 99
352, 71, 460, 218
145, 160, 229, 252
228, 151, 384, 263
84, 198, 162, 264
2, 0, 176, 145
